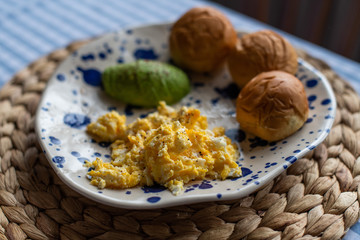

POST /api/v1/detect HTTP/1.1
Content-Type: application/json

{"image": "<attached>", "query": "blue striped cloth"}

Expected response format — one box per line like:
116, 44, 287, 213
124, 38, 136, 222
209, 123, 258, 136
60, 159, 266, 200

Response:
0, 1, 359, 238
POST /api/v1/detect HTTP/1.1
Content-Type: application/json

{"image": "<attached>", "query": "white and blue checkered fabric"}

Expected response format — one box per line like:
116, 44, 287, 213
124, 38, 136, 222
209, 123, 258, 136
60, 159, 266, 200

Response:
0, 0, 359, 238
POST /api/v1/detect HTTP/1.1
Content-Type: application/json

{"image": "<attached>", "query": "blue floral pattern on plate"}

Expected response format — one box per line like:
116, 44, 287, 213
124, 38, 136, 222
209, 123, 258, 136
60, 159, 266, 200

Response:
36, 23, 336, 209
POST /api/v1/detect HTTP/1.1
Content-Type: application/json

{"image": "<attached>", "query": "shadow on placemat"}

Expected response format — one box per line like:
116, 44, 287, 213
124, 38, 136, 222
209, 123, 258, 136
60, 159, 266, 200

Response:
0, 40, 359, 239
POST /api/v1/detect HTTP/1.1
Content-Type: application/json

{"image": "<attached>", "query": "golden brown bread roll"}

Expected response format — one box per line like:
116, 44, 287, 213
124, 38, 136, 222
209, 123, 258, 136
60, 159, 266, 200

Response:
236, 71, 308, 142
227, 30, 298, 88
169, 7, 237, 73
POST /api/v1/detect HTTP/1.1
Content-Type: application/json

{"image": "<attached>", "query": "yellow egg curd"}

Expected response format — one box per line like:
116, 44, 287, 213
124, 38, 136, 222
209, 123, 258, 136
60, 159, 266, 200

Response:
85, 102, 241, 195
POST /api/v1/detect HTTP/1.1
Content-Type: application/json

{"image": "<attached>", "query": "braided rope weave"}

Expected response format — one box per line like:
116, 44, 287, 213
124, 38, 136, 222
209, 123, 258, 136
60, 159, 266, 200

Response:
0, 40, 359, 240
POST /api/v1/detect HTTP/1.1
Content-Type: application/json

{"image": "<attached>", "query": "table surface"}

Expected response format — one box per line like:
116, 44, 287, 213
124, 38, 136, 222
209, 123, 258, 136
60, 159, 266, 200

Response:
0, 0, 359, 238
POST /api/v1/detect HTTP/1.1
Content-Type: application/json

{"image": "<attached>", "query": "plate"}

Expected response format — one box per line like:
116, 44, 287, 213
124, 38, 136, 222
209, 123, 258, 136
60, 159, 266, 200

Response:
36, 23, 336, 209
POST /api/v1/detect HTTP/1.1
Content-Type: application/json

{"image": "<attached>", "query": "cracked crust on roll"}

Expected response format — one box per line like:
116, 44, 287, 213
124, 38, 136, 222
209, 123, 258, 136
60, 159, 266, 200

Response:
236, 71, 309, 142
169, 7, 237, 73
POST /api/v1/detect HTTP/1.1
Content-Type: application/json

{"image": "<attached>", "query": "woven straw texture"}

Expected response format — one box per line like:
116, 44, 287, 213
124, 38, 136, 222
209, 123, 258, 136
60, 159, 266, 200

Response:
0, 40, 359, 240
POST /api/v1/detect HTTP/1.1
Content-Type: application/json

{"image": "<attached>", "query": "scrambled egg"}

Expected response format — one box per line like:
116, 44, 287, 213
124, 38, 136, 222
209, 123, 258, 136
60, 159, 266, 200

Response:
85, 102, 241, 195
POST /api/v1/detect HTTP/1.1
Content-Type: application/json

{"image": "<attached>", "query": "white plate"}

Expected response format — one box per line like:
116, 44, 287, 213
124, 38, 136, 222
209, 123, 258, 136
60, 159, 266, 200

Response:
36, 23, 336, 209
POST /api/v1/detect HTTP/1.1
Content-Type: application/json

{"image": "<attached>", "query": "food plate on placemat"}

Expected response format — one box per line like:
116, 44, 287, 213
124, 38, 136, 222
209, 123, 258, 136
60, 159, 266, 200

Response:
35, 23, 336, 209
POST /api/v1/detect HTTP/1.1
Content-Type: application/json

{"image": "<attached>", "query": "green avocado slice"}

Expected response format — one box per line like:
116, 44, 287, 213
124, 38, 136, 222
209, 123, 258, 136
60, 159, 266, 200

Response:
102, 60, 191, 107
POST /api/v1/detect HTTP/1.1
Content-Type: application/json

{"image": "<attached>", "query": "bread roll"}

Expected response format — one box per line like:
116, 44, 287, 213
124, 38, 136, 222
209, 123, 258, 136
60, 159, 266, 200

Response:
227, 30, 298, 88
236, 71, 308, 142
169, 7, 237, 73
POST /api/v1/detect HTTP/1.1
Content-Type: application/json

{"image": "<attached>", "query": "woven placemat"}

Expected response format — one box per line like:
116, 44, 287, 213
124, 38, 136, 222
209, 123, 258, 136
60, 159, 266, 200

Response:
0, 40, 359, 240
